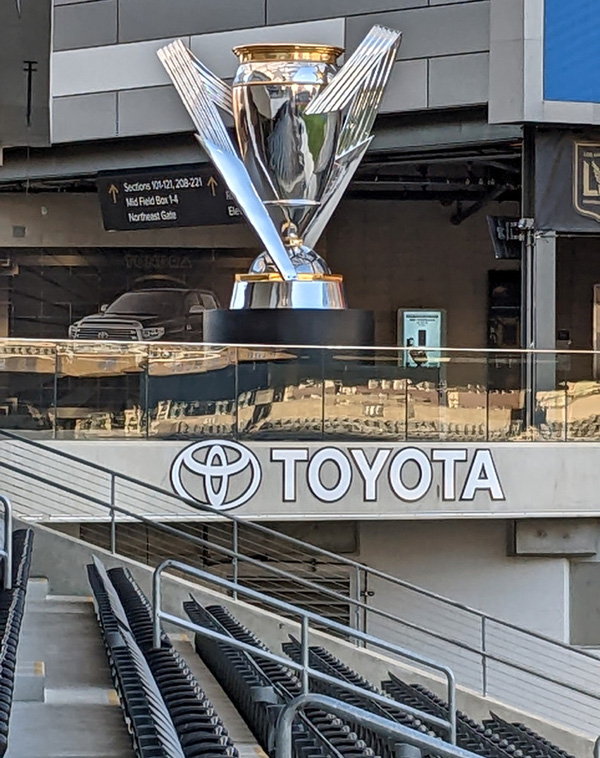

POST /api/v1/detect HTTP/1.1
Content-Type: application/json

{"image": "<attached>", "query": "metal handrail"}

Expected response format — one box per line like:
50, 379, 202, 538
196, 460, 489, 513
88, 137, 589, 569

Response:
5, 450, 600, 707
0, 496, 13, 591
2, 335, 600, 354
1, 426, 598, 665
152, 559, 457, 743
275, 695, 483, 758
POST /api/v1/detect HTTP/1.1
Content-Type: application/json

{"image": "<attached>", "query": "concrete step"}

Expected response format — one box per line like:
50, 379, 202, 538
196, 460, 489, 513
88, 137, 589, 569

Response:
14, 661, 44, 702
7, 591, 134, 757
25, 578, 48, 603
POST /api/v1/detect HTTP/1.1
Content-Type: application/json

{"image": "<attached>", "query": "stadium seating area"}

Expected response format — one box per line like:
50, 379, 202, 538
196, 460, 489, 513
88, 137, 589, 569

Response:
0, 529, 33, 757
186, 601, 576, 758
88, 559, 239, 758
86, 560, 577, 758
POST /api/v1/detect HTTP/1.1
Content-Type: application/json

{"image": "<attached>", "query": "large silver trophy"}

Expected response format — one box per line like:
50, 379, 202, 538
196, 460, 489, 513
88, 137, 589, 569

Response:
158, 26, 401, 342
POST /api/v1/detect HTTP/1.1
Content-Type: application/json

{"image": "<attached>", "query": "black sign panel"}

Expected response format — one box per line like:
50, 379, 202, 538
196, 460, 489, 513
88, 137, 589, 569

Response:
97, 165, 244, 231
536, 129, 600, 233
486, 216, 523, 259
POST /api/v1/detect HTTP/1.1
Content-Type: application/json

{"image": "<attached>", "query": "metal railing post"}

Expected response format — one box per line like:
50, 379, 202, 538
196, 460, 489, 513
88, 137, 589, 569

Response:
354, 565, 363, 645
232, 520, 239, 600
481, 617, 487, 697
0, 496, 12, 591
109, 475, 116, 555
152, 561, 166, 649
301, 615, 310, 694
447, 669, 457, 745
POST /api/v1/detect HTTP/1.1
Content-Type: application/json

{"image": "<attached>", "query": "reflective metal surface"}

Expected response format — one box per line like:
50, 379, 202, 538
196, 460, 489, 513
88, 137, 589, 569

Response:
158, 27, 402, 309
230, 274, 346, 309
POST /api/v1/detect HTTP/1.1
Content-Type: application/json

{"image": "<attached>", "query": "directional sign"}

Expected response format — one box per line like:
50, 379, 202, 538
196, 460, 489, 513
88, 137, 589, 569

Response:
97, 165, 245, 231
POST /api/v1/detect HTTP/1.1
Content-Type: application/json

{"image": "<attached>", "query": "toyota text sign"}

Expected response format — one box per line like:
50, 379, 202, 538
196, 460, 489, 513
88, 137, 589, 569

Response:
170, 441, 504, 513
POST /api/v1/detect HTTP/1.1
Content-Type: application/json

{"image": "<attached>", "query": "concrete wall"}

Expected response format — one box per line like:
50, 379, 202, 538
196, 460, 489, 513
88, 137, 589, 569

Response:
359, 520, 569, 639
327, 198, 520, 346
50, 0, 491, 143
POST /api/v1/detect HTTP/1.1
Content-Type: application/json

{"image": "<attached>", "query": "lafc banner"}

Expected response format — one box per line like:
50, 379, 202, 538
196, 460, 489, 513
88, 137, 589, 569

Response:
536, 129, 600, 232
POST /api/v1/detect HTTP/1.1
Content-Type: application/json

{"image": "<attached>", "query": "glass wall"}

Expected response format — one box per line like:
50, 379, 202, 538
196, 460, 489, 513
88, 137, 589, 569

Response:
0, 339, 597, 442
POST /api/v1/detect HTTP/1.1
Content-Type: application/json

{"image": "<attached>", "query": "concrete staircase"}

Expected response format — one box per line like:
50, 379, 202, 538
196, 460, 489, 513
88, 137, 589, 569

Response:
6, 577, 133, 757
6, 574, 267, 758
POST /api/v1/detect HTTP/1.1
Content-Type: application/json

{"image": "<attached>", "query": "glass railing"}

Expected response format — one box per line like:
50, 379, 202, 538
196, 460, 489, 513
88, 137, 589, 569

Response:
0, 339, 597, 442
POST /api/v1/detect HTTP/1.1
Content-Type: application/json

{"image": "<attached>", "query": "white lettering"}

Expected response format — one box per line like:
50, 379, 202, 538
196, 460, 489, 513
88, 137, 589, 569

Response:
432, 449, 468, 500
388, 448, 432, 502
307, 448, 352, 502
270, 449, 308, 501
350, 449, 390, 501
460, 450, 505, 501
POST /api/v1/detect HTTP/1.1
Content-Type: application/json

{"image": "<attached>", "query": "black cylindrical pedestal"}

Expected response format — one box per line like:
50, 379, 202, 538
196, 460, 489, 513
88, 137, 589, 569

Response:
204, 308, 374, 346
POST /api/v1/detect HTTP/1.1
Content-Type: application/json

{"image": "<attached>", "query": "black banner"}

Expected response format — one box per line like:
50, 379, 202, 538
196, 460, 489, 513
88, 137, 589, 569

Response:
486, 216, 522, 259
536, 129, 600, 232
97, 164, 244, 231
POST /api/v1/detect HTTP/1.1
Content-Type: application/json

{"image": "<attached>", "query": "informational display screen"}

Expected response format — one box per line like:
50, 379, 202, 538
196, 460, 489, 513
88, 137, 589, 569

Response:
398, 310, 445, 367
97, 165, 244, 231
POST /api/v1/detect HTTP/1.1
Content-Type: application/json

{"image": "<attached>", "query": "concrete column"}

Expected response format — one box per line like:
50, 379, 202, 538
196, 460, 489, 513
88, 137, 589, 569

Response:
533, 231, 556, 391
524, 230, 556, 395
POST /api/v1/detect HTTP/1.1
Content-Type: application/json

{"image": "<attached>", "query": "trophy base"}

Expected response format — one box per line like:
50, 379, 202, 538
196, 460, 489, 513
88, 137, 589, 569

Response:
204, 308, 374, 347
230, 273, 346, 310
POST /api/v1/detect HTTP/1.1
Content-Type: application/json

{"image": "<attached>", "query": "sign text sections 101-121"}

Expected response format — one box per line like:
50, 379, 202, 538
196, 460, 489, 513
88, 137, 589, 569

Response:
97, 165, 244, 231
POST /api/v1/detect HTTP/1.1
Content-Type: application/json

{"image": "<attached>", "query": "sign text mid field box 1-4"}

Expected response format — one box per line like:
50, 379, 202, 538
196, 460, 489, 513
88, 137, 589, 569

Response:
97, 165, 245, 231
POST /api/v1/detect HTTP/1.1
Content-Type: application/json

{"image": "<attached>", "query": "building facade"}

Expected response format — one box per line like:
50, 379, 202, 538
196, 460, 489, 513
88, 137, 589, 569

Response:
2, 0, 600, 648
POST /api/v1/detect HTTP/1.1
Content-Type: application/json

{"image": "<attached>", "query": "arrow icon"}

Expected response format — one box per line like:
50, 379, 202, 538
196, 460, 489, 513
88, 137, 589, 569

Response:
108, 184, 119, 204
207, 176, 218, 197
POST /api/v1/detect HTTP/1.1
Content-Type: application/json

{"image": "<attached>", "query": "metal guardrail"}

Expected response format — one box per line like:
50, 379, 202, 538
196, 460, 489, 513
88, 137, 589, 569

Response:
0, 496, 12, 591
275, 695, 483, 758
2, 429, 600, 735
152, 560, 457, 744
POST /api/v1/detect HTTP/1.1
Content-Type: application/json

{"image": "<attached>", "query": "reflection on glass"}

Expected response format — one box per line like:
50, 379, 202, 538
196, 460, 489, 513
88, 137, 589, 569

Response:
55, 342, 148, 439
2, 340, 600, 443
147, 344, 237, 439
238, 349, 324, 440
0, 342, 56, 437
323, 351, 407, 440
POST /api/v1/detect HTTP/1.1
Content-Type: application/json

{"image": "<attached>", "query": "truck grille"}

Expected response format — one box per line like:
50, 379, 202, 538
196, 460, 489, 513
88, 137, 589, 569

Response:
74, 324, 141, 340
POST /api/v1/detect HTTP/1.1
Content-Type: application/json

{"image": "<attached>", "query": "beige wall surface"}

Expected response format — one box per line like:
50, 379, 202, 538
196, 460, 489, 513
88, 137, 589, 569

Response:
359, 519, 568, 639
326, 198, 520, 346
0, 193, 519, 348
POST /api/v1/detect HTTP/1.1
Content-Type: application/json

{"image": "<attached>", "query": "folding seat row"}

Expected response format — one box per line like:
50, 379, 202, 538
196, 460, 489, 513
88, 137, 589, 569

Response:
0, 529, 34, 757
88, 560, 182, 758
88, 560, 239, 758
184, 600, 378, 758
284, 636, 572, 758
183, 599, 287, 752
106, 568, 238, 758
482, 714, 573, 758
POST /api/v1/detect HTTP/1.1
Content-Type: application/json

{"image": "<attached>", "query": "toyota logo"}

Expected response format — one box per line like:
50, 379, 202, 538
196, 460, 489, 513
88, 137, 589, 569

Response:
98, 331, 109, 339
170, 440, 262, 511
